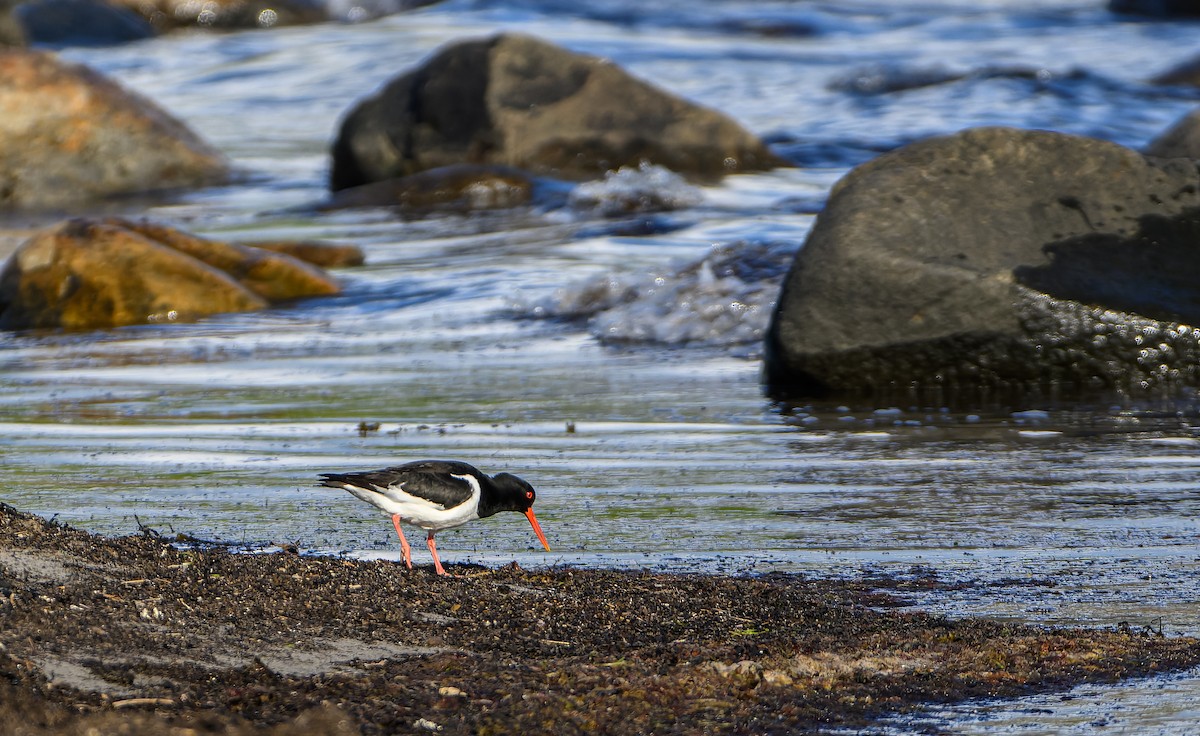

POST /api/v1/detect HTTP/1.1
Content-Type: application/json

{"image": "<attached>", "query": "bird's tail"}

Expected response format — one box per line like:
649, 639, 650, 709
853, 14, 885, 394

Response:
317, 473, 353, 489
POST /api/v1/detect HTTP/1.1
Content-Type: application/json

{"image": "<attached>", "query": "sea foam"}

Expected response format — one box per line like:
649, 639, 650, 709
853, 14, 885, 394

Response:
516, 239, 796, 353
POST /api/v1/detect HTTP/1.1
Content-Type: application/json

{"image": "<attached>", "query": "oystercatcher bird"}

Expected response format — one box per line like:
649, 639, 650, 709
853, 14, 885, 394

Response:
319, 460, 550, 576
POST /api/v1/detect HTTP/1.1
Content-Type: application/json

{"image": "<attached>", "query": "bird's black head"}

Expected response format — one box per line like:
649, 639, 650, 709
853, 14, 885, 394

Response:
485, 472, 536, 516
475, 470, 537, 516
486, 471, 551, 553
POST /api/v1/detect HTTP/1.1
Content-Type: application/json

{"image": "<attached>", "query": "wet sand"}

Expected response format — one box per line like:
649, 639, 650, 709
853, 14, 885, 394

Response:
1, 503, 1197, 735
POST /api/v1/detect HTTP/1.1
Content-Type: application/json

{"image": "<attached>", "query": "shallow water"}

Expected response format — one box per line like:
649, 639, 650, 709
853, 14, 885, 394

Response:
4, 1, 1200, 732
874, 664, 1200, 735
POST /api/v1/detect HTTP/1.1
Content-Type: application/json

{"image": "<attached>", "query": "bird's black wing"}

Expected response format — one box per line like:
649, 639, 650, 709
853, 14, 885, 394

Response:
320, 460, 481, 510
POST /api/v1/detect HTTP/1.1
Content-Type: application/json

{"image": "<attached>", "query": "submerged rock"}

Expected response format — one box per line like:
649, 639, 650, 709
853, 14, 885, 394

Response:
0, 218, 352, 330
323, 161, 701, 217
0, 50, 229, 208
245, 239, 365, 268
764, 126, 1200, 400
828, 63, 966, 95
828, 64, 1081, 96
330, 33, 782, 190
322, 164, 535, 213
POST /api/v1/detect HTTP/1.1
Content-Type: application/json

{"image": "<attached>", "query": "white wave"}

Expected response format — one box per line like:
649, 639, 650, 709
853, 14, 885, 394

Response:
516, 239, 795, 350
568, 162, 704, 216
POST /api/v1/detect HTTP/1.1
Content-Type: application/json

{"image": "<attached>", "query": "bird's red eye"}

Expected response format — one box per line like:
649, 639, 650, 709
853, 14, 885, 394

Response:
526, 491, 533, 499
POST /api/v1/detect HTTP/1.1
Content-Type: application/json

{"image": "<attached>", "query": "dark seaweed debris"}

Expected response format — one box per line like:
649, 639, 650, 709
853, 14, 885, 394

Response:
1, 503, 1198, 734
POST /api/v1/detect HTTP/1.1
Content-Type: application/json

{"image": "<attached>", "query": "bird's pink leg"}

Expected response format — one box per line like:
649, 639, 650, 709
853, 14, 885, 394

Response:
426, 531, 449, 576
391, 514, 413, 569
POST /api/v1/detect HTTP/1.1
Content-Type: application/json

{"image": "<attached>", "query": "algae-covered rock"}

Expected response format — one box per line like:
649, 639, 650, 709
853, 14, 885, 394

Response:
0, 218, 355, 331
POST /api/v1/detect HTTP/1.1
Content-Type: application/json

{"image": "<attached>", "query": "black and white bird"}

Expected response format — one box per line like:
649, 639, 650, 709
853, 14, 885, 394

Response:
318, 460, 550, 576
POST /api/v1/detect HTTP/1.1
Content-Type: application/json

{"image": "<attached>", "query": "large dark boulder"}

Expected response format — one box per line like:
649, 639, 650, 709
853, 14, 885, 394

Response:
0, 50, 230, 208
764, 127, 1200, 400
330, 33, 782, 191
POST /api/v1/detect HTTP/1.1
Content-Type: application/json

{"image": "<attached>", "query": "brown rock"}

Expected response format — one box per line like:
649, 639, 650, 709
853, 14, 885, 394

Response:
330, 33, 783, 190
0, 218, 348, 331
106, 218, 341, 303
0, 50, 229, 208
247, 240, 366, 268
0, 220, 265, 330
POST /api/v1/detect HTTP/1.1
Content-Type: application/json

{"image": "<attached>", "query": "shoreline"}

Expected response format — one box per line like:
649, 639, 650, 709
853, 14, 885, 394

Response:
2, 502, 1198, 734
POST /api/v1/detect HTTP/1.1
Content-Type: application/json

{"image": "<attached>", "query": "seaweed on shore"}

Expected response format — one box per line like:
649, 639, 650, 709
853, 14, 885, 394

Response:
1, 503, 1197, 734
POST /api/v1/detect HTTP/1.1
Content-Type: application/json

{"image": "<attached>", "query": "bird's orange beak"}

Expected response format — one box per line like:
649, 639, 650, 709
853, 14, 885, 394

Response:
524, 508, 550, 552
